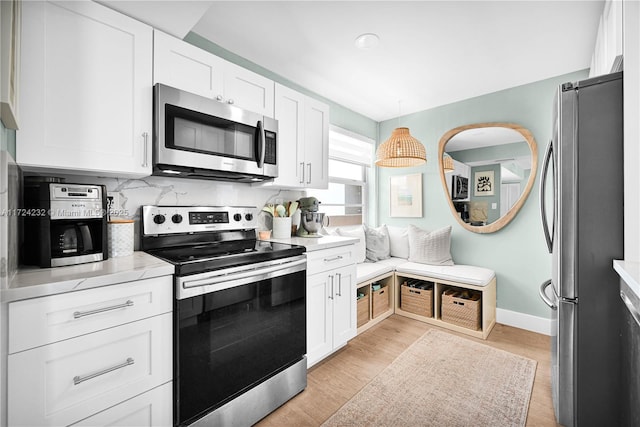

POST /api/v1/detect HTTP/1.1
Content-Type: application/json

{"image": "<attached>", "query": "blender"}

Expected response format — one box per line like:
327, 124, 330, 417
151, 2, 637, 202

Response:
296, 197, 326, 237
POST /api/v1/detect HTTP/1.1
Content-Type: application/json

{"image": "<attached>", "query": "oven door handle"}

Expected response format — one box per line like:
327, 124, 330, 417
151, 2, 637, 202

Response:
179, 256, 306, 296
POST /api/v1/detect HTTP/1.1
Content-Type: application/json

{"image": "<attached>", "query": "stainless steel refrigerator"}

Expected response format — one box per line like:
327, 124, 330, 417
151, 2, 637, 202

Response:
539, 71, 623, 427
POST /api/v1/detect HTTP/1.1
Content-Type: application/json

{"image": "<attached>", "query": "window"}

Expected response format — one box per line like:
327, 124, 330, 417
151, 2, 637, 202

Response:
315, 126, 373, 227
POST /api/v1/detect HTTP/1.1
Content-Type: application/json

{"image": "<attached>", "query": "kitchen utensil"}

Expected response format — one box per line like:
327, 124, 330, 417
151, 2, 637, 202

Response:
275, 204, 286, 217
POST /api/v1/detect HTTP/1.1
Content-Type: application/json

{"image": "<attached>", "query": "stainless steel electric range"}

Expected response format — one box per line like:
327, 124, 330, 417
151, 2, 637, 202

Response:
141, 205, 307, 427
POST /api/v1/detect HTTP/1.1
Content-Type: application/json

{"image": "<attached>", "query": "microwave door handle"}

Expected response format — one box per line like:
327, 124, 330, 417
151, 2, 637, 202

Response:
540, 140, 554, 254
256, 120, 265, 168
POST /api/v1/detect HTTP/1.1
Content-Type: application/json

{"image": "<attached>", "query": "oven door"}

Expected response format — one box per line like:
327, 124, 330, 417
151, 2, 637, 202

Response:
154, 83, 278, 180
174, 255, 306, 426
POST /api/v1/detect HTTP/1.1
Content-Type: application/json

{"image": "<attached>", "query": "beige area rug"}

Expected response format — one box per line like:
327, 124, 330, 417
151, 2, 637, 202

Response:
322, 329, 537, 427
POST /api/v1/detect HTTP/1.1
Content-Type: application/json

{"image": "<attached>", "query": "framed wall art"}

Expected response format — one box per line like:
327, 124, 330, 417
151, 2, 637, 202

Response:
390, 173, 422, 217
474, 170, 495, 196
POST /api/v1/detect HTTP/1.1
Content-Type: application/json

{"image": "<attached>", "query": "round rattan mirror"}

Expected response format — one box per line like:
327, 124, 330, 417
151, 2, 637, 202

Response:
438, 123, 538, 234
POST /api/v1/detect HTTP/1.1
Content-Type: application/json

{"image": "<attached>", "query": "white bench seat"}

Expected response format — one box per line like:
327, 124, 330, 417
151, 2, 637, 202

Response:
394, 262, 496, 287
356, 257, 407, 283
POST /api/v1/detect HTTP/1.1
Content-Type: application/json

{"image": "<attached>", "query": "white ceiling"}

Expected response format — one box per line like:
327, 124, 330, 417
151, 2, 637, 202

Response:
101, 1, 605, 123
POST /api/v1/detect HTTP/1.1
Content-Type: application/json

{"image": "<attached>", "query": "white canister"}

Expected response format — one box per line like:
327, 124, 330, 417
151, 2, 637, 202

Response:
272, 216, 292, 239
108, 219, 134, 257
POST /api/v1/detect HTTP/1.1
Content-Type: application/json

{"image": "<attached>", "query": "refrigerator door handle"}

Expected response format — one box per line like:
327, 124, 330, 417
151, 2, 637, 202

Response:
540, 139, 555, 254
539, 279, 557, 309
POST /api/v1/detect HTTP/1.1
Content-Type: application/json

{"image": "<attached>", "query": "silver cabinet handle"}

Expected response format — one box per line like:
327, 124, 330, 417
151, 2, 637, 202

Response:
538, 280, 556, 310
336, 273, 342, 296
142, 132, 149, 167
300, 162, 305, 184
227, 99, 234, 105
324, 255, 343, 263
216, 95, 224, 101
307, 163, 312, 184
328, 275, 334, 300
73, 300, 134, 319
73, 357, 134, 385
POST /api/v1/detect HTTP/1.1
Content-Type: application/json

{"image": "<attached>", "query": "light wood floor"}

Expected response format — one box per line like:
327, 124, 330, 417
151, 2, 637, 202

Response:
257, 315, 560, 426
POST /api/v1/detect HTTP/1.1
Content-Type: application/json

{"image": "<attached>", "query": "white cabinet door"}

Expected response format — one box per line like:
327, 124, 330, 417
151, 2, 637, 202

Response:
153, 30, 274, 117
70, 382, 172, 427
153, 30, 224, 100
17, 0, 152, 178
223, 62, 274, 117
306, 272, 333, 367
273, 83, 305, 188
304, 97, 330, 189
8, 313, 172, 427
331, 264, 357, 348
271, 83, 330, 189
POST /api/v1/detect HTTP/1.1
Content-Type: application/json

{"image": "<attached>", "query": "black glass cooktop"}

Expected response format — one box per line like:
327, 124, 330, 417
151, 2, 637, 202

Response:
147, 239, 305, 276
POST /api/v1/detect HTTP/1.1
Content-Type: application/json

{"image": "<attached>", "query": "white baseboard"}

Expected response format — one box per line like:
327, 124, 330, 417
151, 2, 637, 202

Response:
496, 308, 554, 336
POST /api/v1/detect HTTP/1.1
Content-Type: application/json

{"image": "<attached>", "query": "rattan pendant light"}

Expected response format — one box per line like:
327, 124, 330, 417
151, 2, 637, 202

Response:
375, 127, 426, 167
442, 152, 454, 172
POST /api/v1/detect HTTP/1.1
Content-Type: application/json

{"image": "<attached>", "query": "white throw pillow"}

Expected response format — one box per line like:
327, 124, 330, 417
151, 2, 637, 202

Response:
363, 224, 391, 262
407, 224, 454, 266
337, 226, 367, 263
386, 225, 410, 259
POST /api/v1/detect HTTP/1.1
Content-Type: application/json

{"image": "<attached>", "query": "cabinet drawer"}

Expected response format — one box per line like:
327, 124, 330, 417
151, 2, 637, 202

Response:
9, 276, 172, 353
8, 313, 172, 427
306, 245, 356, 276
70, 382, 172, 427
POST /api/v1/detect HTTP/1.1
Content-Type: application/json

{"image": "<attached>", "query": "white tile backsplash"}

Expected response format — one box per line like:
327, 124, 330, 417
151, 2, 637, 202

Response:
0, 151, 20, 288
53, 174, 305, 250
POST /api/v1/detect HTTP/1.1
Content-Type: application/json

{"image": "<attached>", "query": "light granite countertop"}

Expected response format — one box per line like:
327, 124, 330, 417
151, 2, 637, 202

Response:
614, 259, 640, 300
263, 234, 359, 251
3, 252, 174, 303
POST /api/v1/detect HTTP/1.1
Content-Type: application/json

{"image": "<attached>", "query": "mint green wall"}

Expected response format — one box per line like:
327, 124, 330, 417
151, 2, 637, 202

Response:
184, 32, 378, 140
377, 70, 588, 318
0, 121, 16, 157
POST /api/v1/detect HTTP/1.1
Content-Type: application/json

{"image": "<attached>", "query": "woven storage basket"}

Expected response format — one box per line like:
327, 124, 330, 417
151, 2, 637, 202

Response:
372, 286, 390, 318
400, 282, 433, 317
441, 288, 481, 330
357, 293, 369, 327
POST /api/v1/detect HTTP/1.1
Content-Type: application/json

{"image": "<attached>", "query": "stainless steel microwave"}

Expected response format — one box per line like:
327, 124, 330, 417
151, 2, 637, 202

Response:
153, 83, 278, 182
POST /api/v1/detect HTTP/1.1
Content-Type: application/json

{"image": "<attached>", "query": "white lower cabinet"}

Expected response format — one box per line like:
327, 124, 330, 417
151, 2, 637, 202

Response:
71, 382, 172, 427
306, 246, 357, 368
7, 277, 173, 427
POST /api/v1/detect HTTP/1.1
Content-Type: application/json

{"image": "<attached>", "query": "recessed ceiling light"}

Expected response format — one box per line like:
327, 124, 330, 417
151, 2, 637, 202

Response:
354, 33, 380, 50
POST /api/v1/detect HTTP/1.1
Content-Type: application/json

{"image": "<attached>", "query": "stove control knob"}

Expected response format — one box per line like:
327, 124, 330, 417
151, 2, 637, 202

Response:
233, 213, 242, 222
245, 213, 253, 221
153, 214, 166, 224
172, 214, 183, 224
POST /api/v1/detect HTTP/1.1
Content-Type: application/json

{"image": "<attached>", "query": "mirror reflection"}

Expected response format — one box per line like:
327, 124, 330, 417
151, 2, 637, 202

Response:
438, 123, 538, 234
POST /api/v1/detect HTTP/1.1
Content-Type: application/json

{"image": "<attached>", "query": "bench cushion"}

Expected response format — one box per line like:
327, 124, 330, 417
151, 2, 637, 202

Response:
395, 262, 495, 287
356, 263, 393, 283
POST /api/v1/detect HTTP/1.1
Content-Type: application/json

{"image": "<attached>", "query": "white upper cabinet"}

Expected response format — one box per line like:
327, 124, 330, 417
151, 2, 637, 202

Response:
153, 30, 225, 101
590, 0, 623, 77
153, 30, 274, 117
271, 83, 329, 189
17, 0, 153, 178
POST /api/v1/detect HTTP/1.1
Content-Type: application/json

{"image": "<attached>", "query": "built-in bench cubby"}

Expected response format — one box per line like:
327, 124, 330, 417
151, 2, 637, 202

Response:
394, 272, 496, 339
356, 272, 395, 334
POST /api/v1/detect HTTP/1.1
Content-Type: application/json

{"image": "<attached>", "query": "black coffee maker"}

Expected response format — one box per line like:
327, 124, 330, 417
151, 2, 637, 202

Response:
22, 178, 108, 268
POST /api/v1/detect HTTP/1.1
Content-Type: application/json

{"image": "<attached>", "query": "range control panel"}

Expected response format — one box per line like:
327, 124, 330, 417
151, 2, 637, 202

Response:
142, 205, 257, 235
